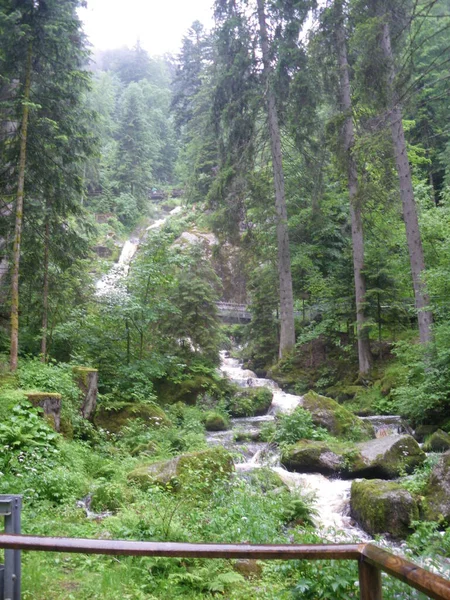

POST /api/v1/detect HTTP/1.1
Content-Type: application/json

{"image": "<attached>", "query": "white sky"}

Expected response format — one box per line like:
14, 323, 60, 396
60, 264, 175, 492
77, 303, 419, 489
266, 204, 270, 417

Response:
79, 0, 214, 56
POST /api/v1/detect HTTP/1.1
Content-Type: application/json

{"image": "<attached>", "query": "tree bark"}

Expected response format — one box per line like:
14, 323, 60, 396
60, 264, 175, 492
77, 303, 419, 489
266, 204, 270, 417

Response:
40, 206, 49, 362
256, 0, 296, 358
379, 19, 433, 345
10, 43, 32, 372
335, 1, 372, 376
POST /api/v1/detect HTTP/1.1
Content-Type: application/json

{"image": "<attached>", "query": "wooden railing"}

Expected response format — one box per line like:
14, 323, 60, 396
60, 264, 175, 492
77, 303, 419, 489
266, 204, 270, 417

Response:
0, 535, 449, 600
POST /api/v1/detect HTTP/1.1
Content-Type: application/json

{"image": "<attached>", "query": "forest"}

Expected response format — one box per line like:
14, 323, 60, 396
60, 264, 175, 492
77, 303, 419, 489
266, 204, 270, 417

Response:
1, 0, 450, 598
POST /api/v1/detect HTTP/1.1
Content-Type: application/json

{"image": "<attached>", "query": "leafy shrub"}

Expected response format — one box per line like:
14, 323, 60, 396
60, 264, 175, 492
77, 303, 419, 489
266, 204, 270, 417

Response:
272, 407, 329, 447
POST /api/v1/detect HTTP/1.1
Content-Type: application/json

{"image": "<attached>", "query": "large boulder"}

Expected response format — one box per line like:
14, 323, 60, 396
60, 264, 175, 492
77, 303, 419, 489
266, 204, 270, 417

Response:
227, 388, 273, 417
281, 434, 425, 479
95, 402, 170, 433
351, 479, 419, 539
424, 450, 450, 523
281, 440, 347, 476
300, 391, 374, 441
128, 448, 234, 495
423, 429, 450, 453
356, 434, 426, 479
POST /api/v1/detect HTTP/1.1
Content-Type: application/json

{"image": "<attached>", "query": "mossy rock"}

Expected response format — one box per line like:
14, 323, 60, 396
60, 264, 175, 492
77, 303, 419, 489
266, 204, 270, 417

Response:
156, 375, 219, 405
325, 385, 364, 403
128, 448, 234, 495
423, 429, 450, 453
227, 388, 273, 417
414, 424, 436, 443
424, 450, 450, 523
95, 402, 171, 433
203, 411, 229, 431
238, 467, 288, 493
351, 479, 419, 539
281, 440, 346, 475
357, 434, 426, 479
282, 435, 424, 479
301, 391, 374, 441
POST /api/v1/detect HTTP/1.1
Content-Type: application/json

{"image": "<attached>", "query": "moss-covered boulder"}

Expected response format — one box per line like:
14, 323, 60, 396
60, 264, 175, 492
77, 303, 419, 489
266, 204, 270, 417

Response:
203, 411, 229, 431
227, 388, 273, 417
128, 448, 234, 495
281, 440, 346, 475
300, 391, 374, 441
424, 450, 450, 523
357, 434, 426, 479
423, 429, 450, 453
282, 434, 425, 479
414, 424, 436, 443
95, 402, 170, 433
351, 479, 419, 539
237, 467, 288, 493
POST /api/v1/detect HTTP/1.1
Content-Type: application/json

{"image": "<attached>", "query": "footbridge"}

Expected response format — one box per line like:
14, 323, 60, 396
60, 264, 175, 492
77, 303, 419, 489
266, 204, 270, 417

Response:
215, 302, 252, 324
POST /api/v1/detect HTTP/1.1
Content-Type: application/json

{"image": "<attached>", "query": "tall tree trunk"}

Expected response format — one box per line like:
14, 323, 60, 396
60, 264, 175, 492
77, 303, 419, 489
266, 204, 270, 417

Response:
10, 43, 32, 372
40, 205, 50, 362
256, 0, 296, 358
335, 1, 372, 376
379, 18, 433, 344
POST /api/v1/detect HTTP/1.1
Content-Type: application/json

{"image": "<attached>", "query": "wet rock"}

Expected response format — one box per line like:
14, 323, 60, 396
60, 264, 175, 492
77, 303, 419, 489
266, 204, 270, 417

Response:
281, 440, 345, 476
204, 411, 229, 431
424, 450, 450, 523
423, 429, 450, 453
414, 424, 436, 443
281, 434, 425, 479
351, 479, 419, 539
238, 467, 288, 493
300, 391, 374, 441
128, 448, 234, 494
356, 434, 426, 478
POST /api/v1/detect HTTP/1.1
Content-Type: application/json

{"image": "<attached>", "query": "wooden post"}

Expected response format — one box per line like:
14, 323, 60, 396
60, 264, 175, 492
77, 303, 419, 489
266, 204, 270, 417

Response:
359, 560, 382, 600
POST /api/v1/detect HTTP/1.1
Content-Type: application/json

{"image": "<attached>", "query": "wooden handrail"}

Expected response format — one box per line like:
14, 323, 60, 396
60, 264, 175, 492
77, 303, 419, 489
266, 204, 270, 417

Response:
0, 535, 362, 560
0, 535, 449, 599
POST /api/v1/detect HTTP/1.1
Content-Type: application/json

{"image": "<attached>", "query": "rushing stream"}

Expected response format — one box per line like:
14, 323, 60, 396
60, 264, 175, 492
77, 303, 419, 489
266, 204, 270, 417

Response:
210, 351, 407, 540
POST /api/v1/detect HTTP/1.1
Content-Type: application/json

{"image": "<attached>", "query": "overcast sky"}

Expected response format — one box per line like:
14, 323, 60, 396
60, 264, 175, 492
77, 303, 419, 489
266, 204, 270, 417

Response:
79, 0, 214, 56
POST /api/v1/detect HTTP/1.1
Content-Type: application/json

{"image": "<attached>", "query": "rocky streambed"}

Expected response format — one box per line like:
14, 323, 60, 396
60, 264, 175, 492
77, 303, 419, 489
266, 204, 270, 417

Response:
209, 351, 450, 542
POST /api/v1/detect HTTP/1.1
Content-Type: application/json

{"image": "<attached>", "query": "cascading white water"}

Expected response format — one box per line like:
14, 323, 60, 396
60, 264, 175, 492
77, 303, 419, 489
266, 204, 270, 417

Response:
96, 206, 183, 297
213, 350, 371, 540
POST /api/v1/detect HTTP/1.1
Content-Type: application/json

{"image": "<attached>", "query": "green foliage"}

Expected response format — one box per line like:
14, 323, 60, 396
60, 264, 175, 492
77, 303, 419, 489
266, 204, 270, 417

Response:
391, 323, 450, 423
271, 407, 329, 448
227, 387, 273, 417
